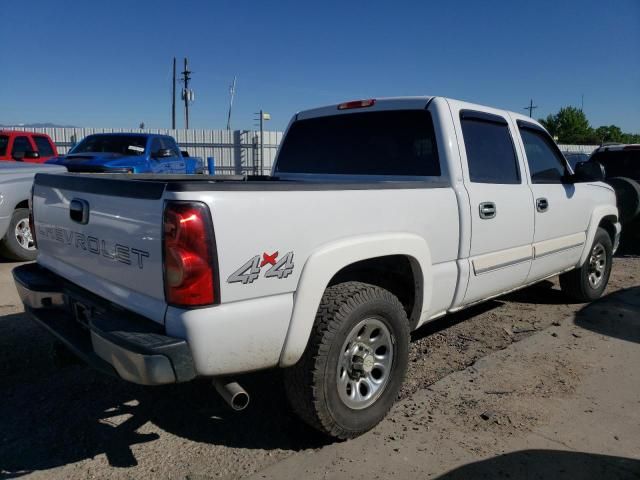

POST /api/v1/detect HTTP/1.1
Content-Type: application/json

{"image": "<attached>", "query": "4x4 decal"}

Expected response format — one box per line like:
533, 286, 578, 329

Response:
227, 251, 294, 284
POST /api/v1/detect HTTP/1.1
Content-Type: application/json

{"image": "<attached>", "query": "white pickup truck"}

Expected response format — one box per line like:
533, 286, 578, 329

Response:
13, 97, 620, 439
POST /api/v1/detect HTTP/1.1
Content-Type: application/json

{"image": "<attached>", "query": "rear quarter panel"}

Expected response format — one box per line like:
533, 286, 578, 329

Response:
167, 187, 459, 305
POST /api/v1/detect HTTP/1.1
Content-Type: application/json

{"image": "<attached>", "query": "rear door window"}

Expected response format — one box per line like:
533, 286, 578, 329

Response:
275, 110, 441, 177
12, 136, 33, 155
460, 112, 520, 184
33, 136, 55, 156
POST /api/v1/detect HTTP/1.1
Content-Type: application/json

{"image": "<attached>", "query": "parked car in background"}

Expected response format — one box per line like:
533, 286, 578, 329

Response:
0, 130, 58, 163
14, 96, 619, 439
562, 151, 590, 169
47, 133, 203, 174
589, 144, 640, 251
0, 162, 67, 260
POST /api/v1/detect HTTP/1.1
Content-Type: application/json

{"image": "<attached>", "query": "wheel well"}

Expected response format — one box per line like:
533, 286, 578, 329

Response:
599, 215, 617, 246
328, 255, 423, 329
15, 200, 28, 210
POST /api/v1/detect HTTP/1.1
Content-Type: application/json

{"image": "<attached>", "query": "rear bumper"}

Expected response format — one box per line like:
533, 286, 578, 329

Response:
13, 263, 195, 385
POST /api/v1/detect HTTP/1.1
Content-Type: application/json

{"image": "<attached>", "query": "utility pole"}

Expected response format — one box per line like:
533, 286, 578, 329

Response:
226, 76, 237, 131
523, 99, 538, 118
181, 58, 193, 129
171, 57, 176, 129
260, 110, 264, 175
253, 110, 271, 175
581, 94, 584, 111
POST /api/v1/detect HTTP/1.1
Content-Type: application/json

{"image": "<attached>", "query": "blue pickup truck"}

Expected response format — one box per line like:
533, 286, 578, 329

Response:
47, 133, 203, 174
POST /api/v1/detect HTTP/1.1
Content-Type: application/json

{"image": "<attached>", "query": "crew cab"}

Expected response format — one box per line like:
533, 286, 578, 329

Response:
47, 133, 203, 174
13, 97, 619, 439
0, 130, 58, 163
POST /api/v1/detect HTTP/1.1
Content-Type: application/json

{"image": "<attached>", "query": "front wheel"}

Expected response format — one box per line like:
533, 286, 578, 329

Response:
284, 282, 410, 439
559, 227, 612, 302
0, 208, 37, 261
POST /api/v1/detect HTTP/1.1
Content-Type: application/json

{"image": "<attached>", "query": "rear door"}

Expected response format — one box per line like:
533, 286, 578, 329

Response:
515, 120, 590, 281
451, 106, 534, 304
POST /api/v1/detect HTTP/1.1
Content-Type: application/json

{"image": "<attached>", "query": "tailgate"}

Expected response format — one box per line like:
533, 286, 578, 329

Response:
32, 174, 167, 323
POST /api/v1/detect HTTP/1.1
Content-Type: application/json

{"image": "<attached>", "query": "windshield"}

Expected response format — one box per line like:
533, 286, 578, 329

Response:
0, 136, 8, 156
275, 110, 441, 177
591, 149, 640, 181
69, 135, 147, 156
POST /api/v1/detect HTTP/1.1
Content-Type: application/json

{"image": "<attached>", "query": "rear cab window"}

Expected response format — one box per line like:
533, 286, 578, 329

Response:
70, 135, 147, 156
274, 110, 441, 179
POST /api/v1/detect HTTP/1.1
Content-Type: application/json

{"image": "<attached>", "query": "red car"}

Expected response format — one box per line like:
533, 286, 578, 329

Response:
0, 130, 58, 163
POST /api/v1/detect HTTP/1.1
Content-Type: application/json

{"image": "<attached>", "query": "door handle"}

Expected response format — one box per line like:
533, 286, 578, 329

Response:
536, 197, 549, 212
479, 202, 496, 219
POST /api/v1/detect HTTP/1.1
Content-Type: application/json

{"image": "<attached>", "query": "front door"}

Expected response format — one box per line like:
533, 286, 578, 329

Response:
516, 121, 591, 282
455, 109, 535, 305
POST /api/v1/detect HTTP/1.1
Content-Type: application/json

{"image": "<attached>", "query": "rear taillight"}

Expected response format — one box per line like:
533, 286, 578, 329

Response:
163, 201, 218, 307
29, 185, 37, 249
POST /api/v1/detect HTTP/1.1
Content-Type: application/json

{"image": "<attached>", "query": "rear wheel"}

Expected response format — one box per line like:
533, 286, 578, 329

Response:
284, 282, 410, 439
0, 208, 37, 261
559, 227, 612, 302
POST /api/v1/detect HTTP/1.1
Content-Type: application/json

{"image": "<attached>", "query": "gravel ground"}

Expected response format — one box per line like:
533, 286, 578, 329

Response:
0, 256, 638, 479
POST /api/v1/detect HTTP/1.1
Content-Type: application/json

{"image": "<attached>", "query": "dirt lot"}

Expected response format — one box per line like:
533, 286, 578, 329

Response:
0, 256, 638, 479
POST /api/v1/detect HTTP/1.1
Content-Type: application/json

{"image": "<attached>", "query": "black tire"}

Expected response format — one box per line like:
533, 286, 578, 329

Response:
606, 177, 640, 224
284, 281, 410, 440
0, 208, 37, 261
559, 227, 612, 302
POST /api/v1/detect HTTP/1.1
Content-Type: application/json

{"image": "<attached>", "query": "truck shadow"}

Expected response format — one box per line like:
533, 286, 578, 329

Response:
3, 284, 639, 477
0, 312, 327, 478
433, 449, 640, 479
574, 286, 640, 343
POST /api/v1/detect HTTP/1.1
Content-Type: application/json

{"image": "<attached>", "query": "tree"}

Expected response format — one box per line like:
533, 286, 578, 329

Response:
539, 106, 592, 144
539, 105, 640, 145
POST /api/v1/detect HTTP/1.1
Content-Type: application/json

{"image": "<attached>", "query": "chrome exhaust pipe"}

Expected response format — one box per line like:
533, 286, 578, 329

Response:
212, 378, 250, 411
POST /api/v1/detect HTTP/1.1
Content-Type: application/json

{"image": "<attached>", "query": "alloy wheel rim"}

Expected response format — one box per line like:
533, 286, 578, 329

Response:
587, 243, 606, 288
14, 218, 35, 251
337, 317, 394, 410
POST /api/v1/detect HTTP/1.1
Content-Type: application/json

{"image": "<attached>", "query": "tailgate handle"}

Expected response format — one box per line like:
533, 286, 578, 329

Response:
69, 199, 90, 224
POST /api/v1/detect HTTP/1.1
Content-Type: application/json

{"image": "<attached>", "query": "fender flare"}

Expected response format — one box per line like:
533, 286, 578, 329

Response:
578, 205, 619, 266
278, 233, 433, 367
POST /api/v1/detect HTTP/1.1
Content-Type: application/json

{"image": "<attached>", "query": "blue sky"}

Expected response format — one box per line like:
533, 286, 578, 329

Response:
1, 0, 638, 132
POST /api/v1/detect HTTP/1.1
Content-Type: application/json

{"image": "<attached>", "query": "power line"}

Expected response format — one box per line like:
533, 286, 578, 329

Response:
523, 99, 538, 118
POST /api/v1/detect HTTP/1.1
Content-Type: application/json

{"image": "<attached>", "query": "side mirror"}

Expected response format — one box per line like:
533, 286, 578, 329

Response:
573, 161, 605, 182
12, 151, 25, 161
24, 151, 40, 159
181, 150, 190, 157
153, 148, 173, 158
